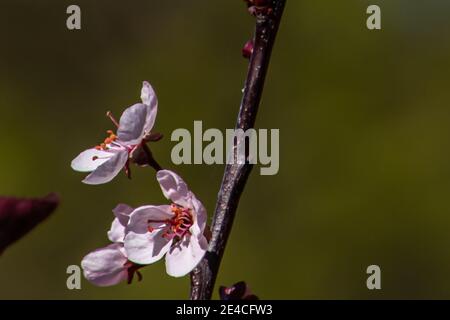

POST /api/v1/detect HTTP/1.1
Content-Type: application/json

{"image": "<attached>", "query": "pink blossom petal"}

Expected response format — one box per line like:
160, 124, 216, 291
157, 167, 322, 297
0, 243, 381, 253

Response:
112, 203, 134, 226
165, 233, 208, 277
191, 197, 207, 236
71, 148, 113, 172
82, 150, 129, 185
107, 204, 133, 243
117, 100, 157, 146
156, 170, 191, 208
127, 205, 173, 233
124, 230, 173, 265
81, 243, 128, 287
124, 205, 173, 264
107, 218, 126, 243
141, 81, 158, 135
141, 81, 158, 109
117, 103, 149, 145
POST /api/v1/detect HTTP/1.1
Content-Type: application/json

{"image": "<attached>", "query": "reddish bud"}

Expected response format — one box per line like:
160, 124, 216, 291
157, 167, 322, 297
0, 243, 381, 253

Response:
219, 281, 259, 300
244, 0, 271, 7
242, 40, 254, 59
244, 0, 273, 16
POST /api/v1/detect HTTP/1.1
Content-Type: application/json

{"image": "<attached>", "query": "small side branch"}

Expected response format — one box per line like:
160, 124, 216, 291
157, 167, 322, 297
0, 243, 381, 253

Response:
190, 0, 287, 300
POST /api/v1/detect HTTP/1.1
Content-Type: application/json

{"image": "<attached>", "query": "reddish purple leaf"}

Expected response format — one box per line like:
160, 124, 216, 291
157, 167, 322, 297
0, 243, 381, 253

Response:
0, 193, 59, 254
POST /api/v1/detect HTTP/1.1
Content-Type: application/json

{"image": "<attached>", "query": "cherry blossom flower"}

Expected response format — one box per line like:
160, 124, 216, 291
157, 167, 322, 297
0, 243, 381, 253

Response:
124, 170, 208, 277
71, 81, 158, 185
81, 204, 144, 286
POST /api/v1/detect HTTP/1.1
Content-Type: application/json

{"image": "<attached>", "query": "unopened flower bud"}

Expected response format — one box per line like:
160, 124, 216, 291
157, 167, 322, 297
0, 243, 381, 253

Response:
242, 40, 254, 59
219, 281, 259, 300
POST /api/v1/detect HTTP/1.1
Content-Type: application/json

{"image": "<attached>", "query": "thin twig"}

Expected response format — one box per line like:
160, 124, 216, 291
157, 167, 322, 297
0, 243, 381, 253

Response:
190, 0, 287, 300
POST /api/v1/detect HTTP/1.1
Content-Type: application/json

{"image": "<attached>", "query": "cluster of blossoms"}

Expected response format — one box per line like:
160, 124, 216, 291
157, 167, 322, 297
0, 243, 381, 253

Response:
71, 82, 208, 286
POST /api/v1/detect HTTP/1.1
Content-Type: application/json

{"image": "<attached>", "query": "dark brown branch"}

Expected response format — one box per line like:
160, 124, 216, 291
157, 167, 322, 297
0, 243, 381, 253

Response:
190, 0, 286, 300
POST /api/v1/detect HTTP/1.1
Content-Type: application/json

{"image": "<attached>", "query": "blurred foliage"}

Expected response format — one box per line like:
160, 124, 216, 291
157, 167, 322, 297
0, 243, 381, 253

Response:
1, 0, 450, 299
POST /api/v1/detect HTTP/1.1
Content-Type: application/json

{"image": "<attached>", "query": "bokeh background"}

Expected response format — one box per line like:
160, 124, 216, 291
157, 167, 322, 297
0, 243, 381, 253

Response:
1, 0, 450, 299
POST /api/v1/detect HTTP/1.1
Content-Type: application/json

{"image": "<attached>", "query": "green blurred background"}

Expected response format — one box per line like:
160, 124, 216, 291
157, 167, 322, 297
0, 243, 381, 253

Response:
1, 0, 450, 299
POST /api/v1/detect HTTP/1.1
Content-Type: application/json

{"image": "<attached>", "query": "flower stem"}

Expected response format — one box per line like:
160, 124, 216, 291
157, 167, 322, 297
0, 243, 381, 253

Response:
142, 143, 163, 171
189, 0, 287, 300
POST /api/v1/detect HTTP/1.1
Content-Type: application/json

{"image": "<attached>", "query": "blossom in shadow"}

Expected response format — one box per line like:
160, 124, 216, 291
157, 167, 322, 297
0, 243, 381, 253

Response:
81, 204, 144, 286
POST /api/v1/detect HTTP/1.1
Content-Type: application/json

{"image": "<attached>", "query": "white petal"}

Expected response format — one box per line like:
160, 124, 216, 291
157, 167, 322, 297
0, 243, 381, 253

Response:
191, 196, 207, 236
156, 170, 191, 207
112, 203, 134, 226
107, 204, 134, 242
124, 205, 174, 265
107, 218, 126, 243
82, 150, 129, 185
124, 230, 173, 265
71, 148, 113, 172
141, 81, 158, 109
127, 205, 173, 233
165, 234, 208, 278
117, 101, 157, 145
81, 243, 128, 287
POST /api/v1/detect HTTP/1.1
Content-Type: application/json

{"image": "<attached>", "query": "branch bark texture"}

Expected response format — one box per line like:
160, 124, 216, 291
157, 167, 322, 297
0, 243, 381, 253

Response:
190, 0, 287, 300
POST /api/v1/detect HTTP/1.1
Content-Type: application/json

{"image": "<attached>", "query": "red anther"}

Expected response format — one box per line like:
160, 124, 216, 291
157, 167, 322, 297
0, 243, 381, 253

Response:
146, 205, 193, 241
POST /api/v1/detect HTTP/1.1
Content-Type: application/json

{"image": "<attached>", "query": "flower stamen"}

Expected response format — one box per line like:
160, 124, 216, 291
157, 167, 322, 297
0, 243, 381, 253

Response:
163, 204, 193, 240
95, 130, 118, 150
106, 111, 120, 128
146, 204, 193, 241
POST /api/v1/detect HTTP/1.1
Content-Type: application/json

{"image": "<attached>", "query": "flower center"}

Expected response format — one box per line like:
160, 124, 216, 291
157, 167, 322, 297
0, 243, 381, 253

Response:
95, 130, 117, 150
147, 204, 193, 241
94, 111, 121, 151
